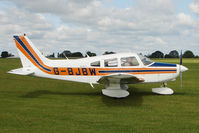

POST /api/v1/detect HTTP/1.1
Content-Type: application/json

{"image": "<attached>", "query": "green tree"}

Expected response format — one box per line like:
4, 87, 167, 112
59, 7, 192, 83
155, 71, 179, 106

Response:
71, 52, 83, 57
165, 50, 179, 58
183, 50, 195, 58
59, 50, 71, 58
149, 51, 164, 58
86, 51, 96, 57
103, 51, 116, 55
164, 54, 172, 58
169, 50, 179, 58
1, 51, 9, 58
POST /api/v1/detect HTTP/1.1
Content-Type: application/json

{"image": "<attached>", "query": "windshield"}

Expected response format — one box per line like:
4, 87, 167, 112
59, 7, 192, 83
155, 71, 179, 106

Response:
138, 54, 153, 66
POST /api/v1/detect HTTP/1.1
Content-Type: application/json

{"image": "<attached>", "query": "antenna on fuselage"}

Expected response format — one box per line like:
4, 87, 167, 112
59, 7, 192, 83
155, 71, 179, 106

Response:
90, 82, 94, 88
63, 53, 68, 60
86, 54, 90, 58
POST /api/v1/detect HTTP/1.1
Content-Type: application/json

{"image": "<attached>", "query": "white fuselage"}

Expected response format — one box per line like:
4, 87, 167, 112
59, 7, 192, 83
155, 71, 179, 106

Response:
30, 53, 180, 84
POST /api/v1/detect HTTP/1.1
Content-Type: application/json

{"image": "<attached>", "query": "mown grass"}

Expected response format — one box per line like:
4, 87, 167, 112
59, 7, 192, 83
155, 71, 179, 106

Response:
0, 58, 199, 133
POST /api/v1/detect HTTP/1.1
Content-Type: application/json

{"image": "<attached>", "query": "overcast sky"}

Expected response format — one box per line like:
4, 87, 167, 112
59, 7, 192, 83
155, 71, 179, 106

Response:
0, 0, 199, 56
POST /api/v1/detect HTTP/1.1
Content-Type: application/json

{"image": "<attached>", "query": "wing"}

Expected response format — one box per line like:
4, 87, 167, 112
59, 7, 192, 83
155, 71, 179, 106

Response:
97, 73, 144, 84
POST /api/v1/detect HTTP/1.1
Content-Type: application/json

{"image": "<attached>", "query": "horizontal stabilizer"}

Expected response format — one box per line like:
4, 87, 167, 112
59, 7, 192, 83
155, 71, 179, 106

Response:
8, 68, 34, 75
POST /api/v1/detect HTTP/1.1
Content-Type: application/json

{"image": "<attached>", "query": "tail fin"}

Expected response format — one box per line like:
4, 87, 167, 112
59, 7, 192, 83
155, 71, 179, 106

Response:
8, 35, 52, 75
14, 35, 49, 68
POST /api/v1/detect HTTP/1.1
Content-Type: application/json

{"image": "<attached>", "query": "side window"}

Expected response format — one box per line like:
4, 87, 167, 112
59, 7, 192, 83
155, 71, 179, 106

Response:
91, 61, 100, 67
104, 58, 118, 67
121, 56, 139, 66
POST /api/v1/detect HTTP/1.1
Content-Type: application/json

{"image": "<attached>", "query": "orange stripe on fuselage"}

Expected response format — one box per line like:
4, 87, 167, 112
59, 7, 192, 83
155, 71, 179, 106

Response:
46, 67, 177, 76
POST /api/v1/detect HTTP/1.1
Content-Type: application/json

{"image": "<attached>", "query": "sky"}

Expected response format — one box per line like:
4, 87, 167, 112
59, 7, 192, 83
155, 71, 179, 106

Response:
0, 0, 199, 56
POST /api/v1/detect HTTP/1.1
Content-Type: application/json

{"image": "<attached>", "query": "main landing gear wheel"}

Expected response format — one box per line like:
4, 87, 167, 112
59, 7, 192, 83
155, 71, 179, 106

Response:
102, 81, 129, 98
152, 82, 174, 95
102, 89, 129, 98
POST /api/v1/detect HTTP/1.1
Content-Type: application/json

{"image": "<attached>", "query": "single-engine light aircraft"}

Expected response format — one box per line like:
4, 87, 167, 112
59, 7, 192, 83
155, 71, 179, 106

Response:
8, 35, 188, 98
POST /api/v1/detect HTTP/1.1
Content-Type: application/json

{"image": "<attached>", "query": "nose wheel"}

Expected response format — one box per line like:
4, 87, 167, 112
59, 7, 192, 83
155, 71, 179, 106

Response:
152, 82, 174, 95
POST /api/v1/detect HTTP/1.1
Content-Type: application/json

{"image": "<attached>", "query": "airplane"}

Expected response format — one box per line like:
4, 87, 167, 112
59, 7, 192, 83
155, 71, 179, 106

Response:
8, 34, 188, 98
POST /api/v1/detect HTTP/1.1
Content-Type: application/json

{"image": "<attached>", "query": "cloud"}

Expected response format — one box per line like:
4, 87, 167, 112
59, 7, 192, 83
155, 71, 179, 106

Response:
177, 13, 194, 25
0, 6, 52, 54
190, 1, 199, 15
0, 0, 198, 56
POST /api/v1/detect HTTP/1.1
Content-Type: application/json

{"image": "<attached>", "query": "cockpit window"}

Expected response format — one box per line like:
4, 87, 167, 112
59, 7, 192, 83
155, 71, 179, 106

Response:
91, 61, 100, 67
121, 56, 139, 66
104, 58, 118, 67
138, 54, 153, 66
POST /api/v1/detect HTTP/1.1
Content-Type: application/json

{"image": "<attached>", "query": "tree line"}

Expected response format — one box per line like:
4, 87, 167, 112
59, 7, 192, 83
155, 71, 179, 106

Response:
46, 50, 115, 58
148, 50, 197, 58
0, 50, 198, 58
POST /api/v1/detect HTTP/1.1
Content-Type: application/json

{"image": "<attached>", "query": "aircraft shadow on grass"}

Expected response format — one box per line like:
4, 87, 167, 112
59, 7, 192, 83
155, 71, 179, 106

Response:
21, 87, 156, 107
21, 90, 100, 98
101, 87, 155, 107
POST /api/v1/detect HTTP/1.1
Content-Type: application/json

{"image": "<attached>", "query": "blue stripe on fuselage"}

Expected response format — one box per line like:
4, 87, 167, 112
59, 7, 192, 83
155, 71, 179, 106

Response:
149, 62, 176, 67
14, 36, 51, 72
98, 69, 176, 73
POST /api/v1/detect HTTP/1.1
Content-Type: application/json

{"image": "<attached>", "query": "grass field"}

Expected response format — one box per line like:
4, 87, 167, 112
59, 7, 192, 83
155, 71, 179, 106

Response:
0, 58, 199, 133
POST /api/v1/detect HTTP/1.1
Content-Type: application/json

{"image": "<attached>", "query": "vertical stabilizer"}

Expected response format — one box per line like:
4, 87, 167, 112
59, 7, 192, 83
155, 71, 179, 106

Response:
8, 35, 52, 75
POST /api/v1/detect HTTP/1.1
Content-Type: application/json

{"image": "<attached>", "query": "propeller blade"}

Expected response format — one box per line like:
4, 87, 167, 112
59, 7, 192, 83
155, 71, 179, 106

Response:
180, 50, 182, 65
180, 71, 182, 89
180, 50, 182, 88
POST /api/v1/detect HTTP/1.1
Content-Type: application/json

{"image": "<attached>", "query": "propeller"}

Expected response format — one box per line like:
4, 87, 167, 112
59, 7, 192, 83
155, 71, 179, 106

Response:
180, 50, 182, 88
